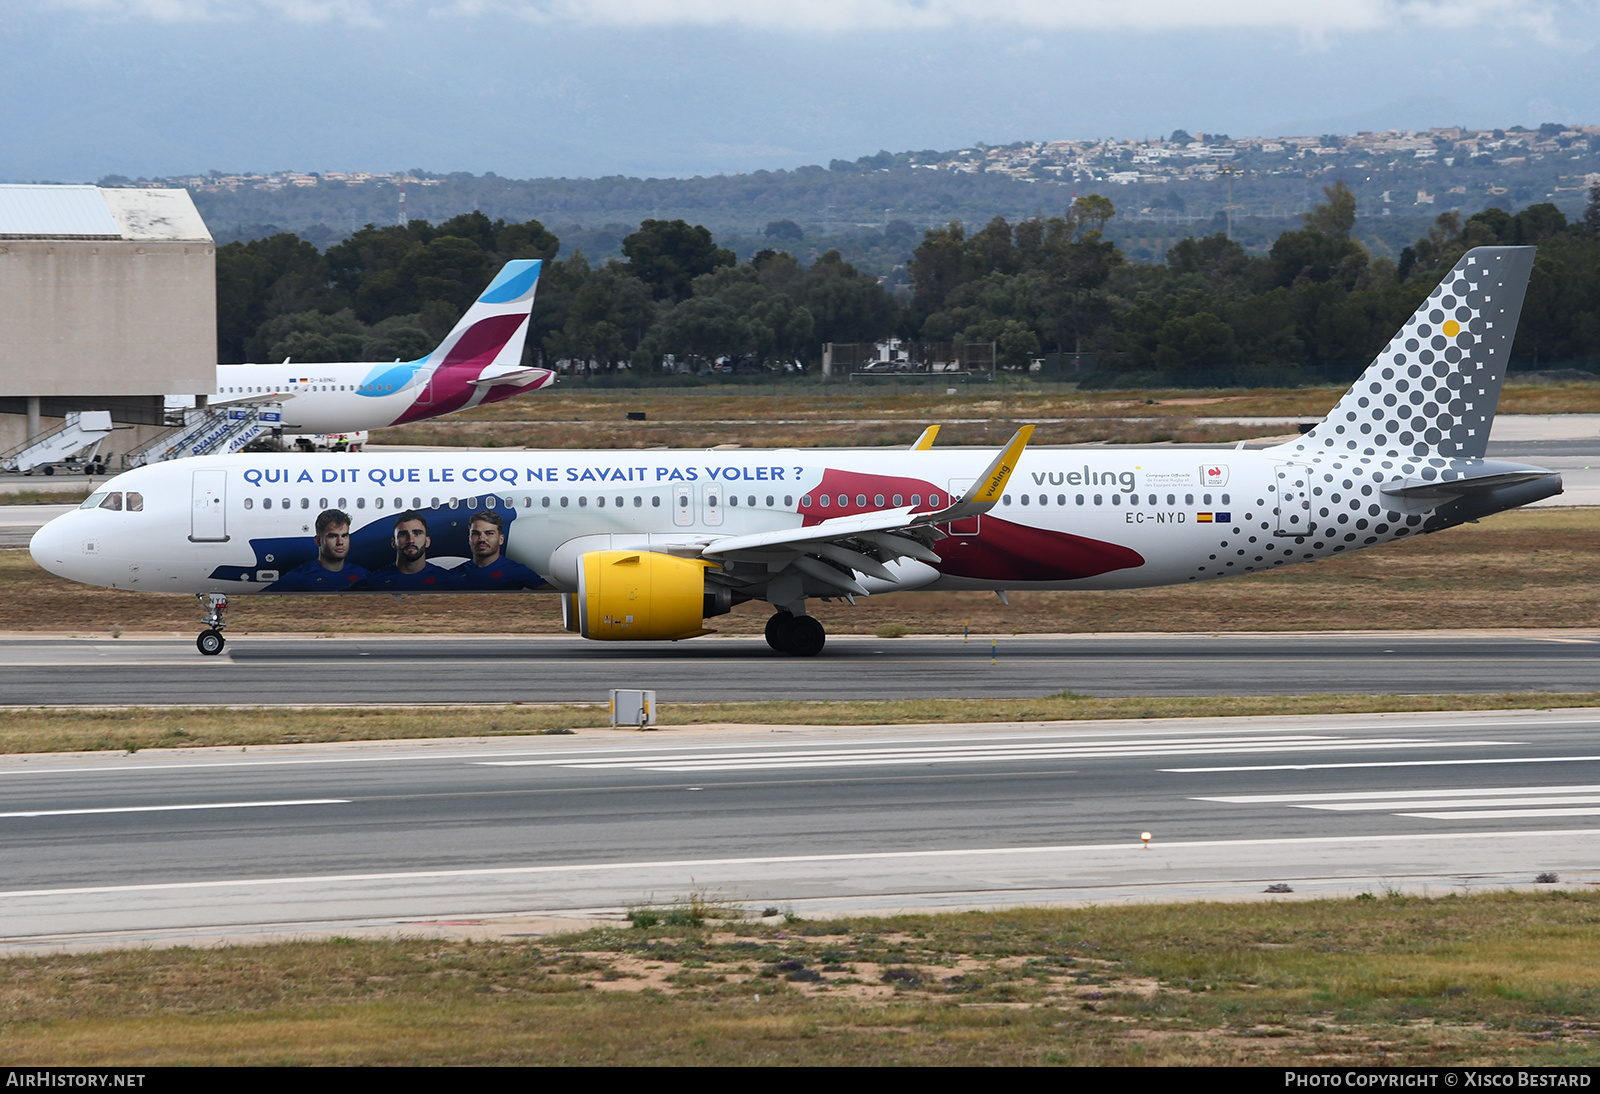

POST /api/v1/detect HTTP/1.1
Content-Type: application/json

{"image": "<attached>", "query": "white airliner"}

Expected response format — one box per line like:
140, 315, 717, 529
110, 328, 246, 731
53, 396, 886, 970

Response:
212, 259, 553, 434
32, 247, 1558, 657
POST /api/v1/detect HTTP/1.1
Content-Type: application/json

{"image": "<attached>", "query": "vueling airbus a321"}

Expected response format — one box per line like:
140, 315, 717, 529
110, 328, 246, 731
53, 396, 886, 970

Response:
32, 247, 1558, 657
211, 259, 553, 434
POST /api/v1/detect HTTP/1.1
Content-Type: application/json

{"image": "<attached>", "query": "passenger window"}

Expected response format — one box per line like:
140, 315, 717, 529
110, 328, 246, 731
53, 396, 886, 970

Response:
855, 494, 866, 507
597, 496, 606, 507
1075, 494, 1084, 505
874, 494, 884, 507
892, 494, 902, 506
282, 498, 290, 510
1057, 494, 1066, 506
1167, 494, 1175, 505
767, 495, 776, 507
1094, 494, 1102, 505
747, 495, 755, 507
319, 497, 328, 508
579, 496, 588, 507
1002, 494, 1012, 506
652, 496, 661, 507
356, 497, 365, 509
1112, 494, 1121, 506
98, 492, 123, 511
617, 496, 625, 508
244, 498, 253, 510
338, 497, 347, 508
466, 497, 478, 509
911, 494, 920, 506
634, 496, 643, 507
301, 498, 310, 509
542, 497, 551, 508
801, 495, 811, 507
930, 494, 941, 506
838, 494, 848, 507
1203, 494, 1213, 505
375, 497, 384, 510
263, 498, 273, 510
413, 497, 422, 508
1222, 493, 1231, 504
819, 495, 829, 507
1185, 494, 1194, 505
560, 497, 569, 507
677, 495, 686, 508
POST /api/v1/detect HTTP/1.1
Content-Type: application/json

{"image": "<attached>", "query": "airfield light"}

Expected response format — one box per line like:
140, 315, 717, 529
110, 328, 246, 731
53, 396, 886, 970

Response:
1141, 832, 1152, 849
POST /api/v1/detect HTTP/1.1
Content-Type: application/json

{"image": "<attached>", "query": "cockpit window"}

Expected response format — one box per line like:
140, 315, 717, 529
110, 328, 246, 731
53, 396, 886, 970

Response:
81, 491, 109, 510
97, 492, 123, 512
126, 492, 143, 512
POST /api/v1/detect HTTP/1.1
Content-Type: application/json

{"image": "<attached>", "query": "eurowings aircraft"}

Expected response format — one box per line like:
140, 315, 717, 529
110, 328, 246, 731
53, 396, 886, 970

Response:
32, 247, 1559, 657
211, 259, 553, 434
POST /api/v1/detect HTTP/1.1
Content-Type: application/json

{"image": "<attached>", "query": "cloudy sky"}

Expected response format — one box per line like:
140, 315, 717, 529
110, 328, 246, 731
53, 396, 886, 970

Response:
3, 0, 1597, 181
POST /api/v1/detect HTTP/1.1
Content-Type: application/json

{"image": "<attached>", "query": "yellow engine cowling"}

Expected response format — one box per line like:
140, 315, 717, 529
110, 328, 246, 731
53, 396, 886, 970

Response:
572, 550, 718, 641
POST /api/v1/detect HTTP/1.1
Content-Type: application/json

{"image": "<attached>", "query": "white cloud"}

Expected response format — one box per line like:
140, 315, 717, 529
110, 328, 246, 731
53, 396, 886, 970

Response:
37, 0, 1598, 38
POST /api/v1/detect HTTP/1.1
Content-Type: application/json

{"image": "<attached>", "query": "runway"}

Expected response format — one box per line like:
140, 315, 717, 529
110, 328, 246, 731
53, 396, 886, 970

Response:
2, 708, 1598, 949
2, 631, 1598, 704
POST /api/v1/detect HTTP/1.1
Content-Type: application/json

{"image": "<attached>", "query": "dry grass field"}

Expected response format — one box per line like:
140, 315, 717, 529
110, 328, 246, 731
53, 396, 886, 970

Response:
375, 380, 1600, 450
6, 893, 1600, 1065
7, 506, 1597, 639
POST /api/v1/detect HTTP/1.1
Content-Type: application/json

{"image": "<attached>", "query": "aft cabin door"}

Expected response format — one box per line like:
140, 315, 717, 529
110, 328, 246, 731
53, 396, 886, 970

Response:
1273, 463, 1313, 538
673, 484, 694, 527
190, 469, 229, 542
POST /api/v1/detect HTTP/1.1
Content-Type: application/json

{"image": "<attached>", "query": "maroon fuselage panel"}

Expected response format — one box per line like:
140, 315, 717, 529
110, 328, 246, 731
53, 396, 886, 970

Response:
935, 516, 1145, 581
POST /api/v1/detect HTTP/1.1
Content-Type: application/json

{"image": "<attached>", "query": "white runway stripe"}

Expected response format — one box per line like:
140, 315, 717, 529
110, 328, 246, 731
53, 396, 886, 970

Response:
0, 799, 348, 819
1167, 755, 1600, 773
1194, 783, 1600, 821
1196, 784, 1600, 804
1400, 808, 1600, 820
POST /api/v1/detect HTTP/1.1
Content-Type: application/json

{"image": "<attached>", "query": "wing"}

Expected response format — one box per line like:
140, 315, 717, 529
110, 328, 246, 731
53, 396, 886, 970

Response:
700, 426, 1033, 596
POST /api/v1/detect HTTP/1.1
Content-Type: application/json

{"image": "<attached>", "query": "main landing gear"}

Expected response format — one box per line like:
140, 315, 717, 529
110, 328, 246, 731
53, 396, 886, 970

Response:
765, 611, 826, 657
196, 593, 228, 656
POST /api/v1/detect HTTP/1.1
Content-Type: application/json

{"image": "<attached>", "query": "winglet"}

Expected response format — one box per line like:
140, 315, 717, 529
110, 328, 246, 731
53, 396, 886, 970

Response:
911, 425, 940, 450
926, 425, 1034, 523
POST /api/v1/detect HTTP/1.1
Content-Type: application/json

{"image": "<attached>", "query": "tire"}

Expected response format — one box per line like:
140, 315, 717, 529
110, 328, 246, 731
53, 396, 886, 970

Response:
196, 629, 225, 656
42, 465, 54, 476
785, 615, 826, 657
764, 611, 794, 652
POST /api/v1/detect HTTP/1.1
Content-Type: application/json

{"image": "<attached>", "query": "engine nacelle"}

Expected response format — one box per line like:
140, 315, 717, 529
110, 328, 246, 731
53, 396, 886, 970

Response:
565, 550, 721, 641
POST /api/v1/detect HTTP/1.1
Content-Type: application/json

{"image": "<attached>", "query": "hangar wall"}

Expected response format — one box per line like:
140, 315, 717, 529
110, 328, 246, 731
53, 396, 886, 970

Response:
0, 185, 215, 453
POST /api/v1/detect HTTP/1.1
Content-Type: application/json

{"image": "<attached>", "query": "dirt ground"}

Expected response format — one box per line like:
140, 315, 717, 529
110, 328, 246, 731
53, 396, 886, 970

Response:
6, 506, 1597, 638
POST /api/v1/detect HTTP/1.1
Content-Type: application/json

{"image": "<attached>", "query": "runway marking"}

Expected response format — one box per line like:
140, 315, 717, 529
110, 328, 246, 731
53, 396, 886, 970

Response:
4, 828, 1598, 901
1399, 808, 1600, 819
482, 736, 1516, 772
1195, 784, 1600, 820
0, 799, 348, 819
1167, 755, 1600, 773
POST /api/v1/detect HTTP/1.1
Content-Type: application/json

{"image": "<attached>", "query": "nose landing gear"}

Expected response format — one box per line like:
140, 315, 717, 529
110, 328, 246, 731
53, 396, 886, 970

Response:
195, 593, 228, 656
765, 610, 826, 657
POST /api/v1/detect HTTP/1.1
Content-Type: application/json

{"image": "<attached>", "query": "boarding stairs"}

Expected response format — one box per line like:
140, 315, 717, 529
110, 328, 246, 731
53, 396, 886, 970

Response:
0, 411, 113, 474
127, 403, 283, 467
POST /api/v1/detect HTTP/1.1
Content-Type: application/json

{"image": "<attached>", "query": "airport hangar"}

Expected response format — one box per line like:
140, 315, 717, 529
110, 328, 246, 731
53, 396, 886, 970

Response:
0, 184, 215, 458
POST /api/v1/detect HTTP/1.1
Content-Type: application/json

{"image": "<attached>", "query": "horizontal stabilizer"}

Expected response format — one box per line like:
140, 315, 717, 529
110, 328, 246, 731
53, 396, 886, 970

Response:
468, 366, 554, 388
1380, 469, 1557, 503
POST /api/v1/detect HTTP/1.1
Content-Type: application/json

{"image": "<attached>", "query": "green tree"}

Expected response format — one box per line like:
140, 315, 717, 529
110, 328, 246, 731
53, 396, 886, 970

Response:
623, 219, 735, 301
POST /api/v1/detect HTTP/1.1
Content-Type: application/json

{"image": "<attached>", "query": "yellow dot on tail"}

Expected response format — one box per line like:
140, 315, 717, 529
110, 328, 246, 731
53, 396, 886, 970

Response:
1443, 320, 1461, 337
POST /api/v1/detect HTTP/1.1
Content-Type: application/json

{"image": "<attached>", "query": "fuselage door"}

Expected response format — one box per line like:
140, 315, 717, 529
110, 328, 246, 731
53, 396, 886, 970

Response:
190, 469, 229, 543
1273, 462, 1314, 537
946, 478, 979, 536
415, 366, 434, 406
673, 484, 694, 527
702, 483, 723, 527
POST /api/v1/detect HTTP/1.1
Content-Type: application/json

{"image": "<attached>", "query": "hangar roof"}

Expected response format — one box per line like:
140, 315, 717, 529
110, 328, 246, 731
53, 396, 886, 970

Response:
0, 185, 211, 242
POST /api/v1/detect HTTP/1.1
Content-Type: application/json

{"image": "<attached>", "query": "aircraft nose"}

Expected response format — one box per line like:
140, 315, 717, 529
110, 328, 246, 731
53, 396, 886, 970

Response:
29, 513, 77, 579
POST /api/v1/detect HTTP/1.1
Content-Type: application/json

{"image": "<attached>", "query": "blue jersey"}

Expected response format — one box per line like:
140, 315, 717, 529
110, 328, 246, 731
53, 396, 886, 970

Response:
268, 559, 369, 592
357, 561, 460, 591
458, 556, 545, 590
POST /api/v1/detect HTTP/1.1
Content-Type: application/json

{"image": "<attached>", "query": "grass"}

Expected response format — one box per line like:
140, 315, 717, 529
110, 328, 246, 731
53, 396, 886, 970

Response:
3, 693, 1599, 754
7, 892, 1600, 1064
9, 506, 1600, 637
371, 380, 1600, 451
0, 487, 94, 505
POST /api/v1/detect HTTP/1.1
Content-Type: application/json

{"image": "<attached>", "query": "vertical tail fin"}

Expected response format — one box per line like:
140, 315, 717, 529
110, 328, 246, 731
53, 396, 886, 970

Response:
423, 259, 543, 372
1279, 246, 1534, 462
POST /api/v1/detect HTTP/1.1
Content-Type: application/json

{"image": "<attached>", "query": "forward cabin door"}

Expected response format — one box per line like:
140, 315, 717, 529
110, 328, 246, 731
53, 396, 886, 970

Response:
1273, 463, 1314, 538
190, 469, 229, 542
